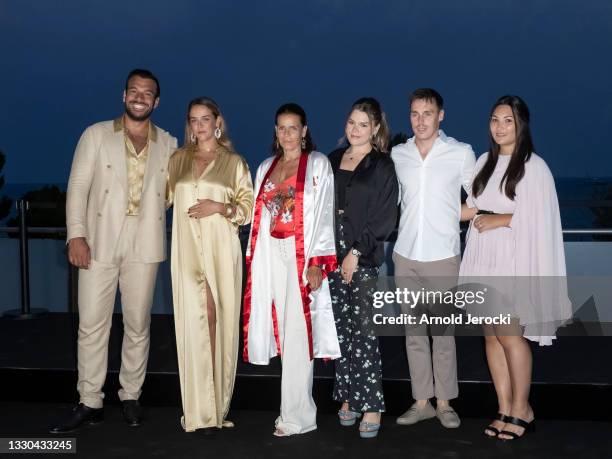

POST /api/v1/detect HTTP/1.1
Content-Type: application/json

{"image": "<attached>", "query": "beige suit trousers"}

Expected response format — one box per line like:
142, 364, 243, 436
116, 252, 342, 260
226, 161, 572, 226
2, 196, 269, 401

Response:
77, 216, 159, 408
393, 252, 459, 401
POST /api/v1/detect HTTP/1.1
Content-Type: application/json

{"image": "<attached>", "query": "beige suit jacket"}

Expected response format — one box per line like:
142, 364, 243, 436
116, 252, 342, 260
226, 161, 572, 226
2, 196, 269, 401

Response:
66, 119, 178, 263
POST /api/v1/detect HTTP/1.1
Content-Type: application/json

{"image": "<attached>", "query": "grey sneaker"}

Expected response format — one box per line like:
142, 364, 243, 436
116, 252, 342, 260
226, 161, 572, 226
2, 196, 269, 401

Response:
396, 401, 436, 425
436, 406, 461, 428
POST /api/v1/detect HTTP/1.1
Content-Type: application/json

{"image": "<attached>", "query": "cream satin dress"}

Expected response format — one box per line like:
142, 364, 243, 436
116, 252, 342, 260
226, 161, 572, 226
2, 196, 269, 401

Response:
168, 146, 253, 431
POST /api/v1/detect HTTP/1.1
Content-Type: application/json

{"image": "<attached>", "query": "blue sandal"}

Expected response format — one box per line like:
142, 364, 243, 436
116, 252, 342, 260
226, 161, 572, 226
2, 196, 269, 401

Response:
359, 420, 381, 439
338, 409, 361, 426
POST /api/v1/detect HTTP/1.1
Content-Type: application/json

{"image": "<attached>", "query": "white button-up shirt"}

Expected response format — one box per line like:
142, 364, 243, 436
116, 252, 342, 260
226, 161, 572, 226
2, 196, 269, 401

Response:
391, 130, 476, 262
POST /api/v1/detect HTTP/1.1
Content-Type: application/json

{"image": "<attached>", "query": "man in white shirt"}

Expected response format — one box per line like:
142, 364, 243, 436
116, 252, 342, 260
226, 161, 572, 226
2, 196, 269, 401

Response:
391, 88, 475, 429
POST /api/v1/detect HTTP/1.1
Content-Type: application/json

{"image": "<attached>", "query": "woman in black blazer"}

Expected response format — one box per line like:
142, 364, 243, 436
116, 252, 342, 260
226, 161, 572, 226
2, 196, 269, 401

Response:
328, 97, 398, 438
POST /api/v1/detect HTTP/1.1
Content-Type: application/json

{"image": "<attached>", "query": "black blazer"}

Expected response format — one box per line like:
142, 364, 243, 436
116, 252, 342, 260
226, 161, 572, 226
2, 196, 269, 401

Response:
328, 147, 399, 268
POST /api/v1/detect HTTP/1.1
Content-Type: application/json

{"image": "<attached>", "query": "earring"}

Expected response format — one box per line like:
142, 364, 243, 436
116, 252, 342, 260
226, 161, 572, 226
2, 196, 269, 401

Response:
214, 127, 222, 140
190, 133, 196, 143
275, 139, 280, 150
301, 137, 306, 150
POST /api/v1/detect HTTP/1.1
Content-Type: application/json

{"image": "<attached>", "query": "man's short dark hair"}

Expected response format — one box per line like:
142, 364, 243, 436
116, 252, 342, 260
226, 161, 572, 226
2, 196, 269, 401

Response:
409, 88, 443, 110
125, 68, 160, 98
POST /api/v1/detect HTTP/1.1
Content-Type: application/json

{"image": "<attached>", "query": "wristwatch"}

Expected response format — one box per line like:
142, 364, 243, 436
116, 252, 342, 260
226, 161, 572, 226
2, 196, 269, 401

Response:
351, 247, 361, 258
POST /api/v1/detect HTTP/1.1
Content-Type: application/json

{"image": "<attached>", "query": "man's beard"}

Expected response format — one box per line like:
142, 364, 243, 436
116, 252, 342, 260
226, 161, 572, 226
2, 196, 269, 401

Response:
124, 102, 153, 122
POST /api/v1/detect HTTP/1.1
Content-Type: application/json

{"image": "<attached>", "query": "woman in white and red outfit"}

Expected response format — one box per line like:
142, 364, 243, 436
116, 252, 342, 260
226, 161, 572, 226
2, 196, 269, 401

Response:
243, 103, 340, 437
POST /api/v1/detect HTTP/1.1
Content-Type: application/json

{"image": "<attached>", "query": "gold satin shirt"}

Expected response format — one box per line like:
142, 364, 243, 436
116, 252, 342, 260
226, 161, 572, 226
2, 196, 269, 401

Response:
168, 145, 254, 430
113, 117, 158, 215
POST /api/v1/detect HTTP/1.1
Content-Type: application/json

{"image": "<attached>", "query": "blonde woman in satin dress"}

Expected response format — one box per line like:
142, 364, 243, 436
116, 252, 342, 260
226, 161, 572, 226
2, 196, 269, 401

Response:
168, 97, 254, 433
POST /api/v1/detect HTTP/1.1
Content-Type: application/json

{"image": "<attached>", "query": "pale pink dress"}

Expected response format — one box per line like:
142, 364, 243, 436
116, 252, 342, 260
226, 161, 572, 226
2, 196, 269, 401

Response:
460, 154, 515, 277
460, 152, 572, 345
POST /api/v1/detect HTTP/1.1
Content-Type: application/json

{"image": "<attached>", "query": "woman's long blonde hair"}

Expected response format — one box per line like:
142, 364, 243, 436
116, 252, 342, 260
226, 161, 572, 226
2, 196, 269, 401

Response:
183, 97, 234, 152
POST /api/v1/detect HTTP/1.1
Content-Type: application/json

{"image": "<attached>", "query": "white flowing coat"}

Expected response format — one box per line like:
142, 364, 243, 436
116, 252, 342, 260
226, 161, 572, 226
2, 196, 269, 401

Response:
243, 151, 341, 364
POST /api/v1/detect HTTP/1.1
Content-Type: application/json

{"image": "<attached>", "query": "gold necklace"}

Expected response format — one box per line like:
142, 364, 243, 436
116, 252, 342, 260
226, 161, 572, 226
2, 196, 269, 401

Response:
278, 155, 298, 180
196, 147, 216, 160
345, 148, 367, 161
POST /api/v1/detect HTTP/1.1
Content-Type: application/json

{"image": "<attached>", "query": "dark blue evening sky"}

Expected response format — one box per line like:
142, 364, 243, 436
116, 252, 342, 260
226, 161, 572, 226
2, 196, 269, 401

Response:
1, 0, 611, 182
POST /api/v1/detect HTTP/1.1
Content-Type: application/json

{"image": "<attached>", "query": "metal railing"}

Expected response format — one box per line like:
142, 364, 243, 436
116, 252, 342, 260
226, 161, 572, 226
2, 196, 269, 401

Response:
2, 227, 612, 236
1, 199, 612, 319
1, 200, 49, 318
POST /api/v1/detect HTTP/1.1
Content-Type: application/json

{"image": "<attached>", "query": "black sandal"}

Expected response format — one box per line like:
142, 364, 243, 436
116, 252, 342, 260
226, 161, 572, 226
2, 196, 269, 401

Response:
498, 416, 535, 441
483, 413, 510, 437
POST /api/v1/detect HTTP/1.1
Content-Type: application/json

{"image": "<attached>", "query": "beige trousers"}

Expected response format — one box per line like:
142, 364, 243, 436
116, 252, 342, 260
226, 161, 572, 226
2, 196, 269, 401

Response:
77, 216, 159, 409
392, 252, 459, 401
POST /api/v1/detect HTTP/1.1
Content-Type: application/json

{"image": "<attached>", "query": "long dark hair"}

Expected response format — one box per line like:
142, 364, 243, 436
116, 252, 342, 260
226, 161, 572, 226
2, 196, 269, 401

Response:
346, 97, 390, 152
472, 95, 535, 200
271, 103, 315, 156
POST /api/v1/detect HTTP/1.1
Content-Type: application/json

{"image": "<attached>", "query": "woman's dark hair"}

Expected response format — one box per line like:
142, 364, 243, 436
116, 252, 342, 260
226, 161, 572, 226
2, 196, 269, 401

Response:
347, 97, 390, 152
271, 103, 315, 156
472, 95, 535, 200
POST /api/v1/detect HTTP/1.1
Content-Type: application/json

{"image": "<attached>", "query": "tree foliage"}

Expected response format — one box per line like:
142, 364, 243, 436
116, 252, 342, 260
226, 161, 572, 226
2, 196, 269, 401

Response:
592, 181, 612, 241
389, 132, 409, 149
7, 185, 66, 238
0, 151, 12, 221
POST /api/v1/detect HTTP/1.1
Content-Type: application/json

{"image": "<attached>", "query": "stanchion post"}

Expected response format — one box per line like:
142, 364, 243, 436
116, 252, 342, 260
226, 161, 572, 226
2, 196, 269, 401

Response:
19, 199, 31, 314
4, 199, 48, 319
68, 263, 78, 313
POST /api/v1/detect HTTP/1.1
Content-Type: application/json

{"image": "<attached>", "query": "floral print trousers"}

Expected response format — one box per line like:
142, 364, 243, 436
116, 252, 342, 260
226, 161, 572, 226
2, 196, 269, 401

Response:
328, 220, 385, 413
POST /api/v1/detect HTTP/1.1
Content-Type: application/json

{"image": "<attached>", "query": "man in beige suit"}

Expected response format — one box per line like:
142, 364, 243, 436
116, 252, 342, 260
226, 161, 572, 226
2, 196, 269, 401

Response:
50, 69, 177, 433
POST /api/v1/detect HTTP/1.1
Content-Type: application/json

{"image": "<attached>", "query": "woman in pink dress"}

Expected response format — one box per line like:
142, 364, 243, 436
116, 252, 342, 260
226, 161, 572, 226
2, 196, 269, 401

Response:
460, 95, 572, 441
